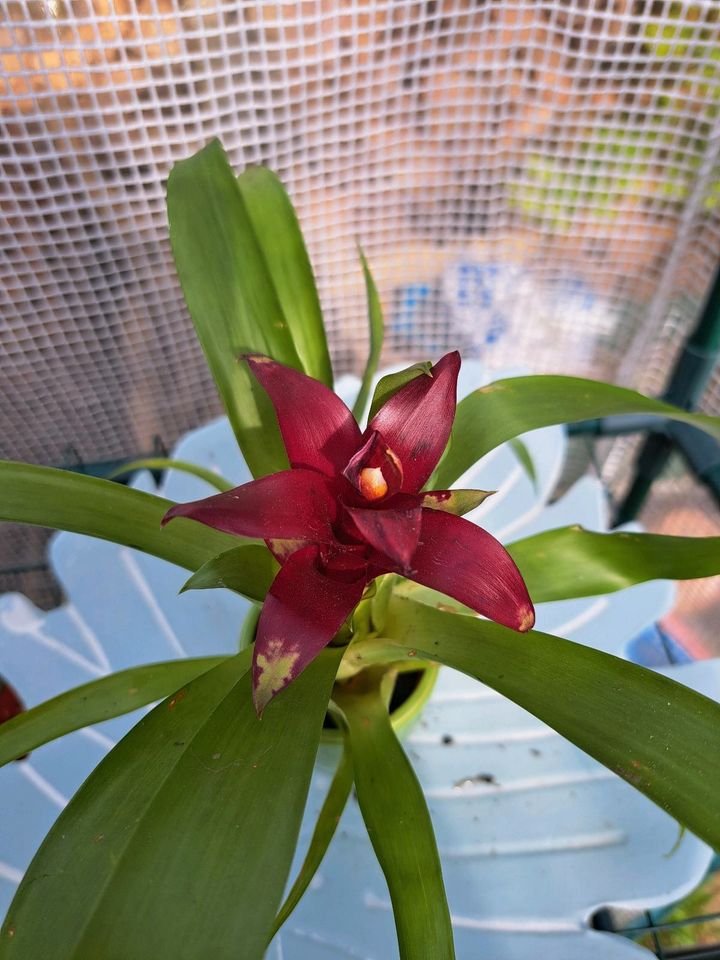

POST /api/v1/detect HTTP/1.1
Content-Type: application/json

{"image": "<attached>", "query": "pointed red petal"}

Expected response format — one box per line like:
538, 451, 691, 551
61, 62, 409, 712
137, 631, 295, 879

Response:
368, 351, 460, 493
162, 469, 336, 543
409, 509, 535, 631
246, 355, 362, 477
252, 546, 365, 713
344, 502, 422, 571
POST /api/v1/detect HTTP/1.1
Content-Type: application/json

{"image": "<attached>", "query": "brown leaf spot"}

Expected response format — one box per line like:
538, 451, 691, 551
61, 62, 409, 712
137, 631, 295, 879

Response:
167, 689, 187, 711
437, 603, 462, 614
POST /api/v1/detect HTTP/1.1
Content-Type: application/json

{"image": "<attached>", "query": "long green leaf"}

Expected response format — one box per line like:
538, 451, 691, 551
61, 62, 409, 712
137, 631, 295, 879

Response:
167, 139, 302, 478
2, 649, 342, 960
382, 593, 720, 849
236, 165, 333, 388
436, 375, 720, 487
0, 461, 273, 602
351, 249, 384, 421
508, 437, 537, 489
109, 458, 233, 492
335, 670, 455, 960
271, 742, 353, 937
180, 544, 278, 598
509, 526, 720, 603
0, 657, 226, 767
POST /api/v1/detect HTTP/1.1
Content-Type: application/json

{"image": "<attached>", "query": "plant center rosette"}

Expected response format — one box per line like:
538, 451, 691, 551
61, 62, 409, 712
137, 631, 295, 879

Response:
162, 352, 535, 713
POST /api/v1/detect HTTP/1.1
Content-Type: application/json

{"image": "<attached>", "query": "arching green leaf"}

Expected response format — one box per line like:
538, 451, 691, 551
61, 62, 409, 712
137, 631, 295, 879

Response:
509, 526, 720, 602
436, 375, 720, 487
352, 249, 385, 422
508, 437, 537, 489
382, 593, 720, 850
2, 649, 342, 960
109, 458, 233, 493
271, 741, 353, 937
181, 544, 278, 598
167, 139, 302, 477
0, 461, 272, 602
0, 657, 227, 767
237, 165, 333, 388
335, 670, 455, 960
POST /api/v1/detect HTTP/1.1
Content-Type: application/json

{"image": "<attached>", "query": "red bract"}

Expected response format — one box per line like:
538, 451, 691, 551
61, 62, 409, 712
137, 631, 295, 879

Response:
0, 679, 25, 726
0, 678, 28, 760
163, 352, 535, 713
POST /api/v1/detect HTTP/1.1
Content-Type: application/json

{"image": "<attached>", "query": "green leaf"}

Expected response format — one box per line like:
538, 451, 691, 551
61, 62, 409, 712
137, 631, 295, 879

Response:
369, 573, 400, 633
271, 741, 353, 937
367, 361, 433, 422
351, 249, 385, 421
0, 461, 273, 602
2, 648, 342, 960
382, 593, 720, 850
0, 657, 226, 768
335, 670, 455, 960
509, 526, 720, 603
435, 374, 720, 487
108, 458, 233, 492
422, 488, 495, 516
236, 165, 333, 388
167, 139, 303, 478
180, 544, 278, 599
508, 437, 537, 489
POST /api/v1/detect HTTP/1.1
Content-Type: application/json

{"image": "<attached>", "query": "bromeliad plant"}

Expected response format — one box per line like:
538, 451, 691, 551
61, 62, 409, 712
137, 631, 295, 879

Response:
2, 140, 720, 960
162, 350, 534, 714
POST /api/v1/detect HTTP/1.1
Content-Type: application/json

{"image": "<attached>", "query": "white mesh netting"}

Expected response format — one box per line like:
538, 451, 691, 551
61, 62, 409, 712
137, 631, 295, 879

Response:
2, 0, 720, 635
3, 0, 720, 468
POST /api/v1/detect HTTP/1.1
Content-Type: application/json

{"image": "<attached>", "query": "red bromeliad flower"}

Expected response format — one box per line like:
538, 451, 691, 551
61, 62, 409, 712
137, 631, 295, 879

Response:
162, 352, 534, 712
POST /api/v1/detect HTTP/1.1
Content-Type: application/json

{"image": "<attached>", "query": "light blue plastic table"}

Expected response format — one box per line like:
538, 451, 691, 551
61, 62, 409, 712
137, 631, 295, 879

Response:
1, 361, 717, 959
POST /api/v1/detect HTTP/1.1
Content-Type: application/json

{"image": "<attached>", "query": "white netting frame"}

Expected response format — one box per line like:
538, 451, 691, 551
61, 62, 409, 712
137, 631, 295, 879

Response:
2, 0, 720, 469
